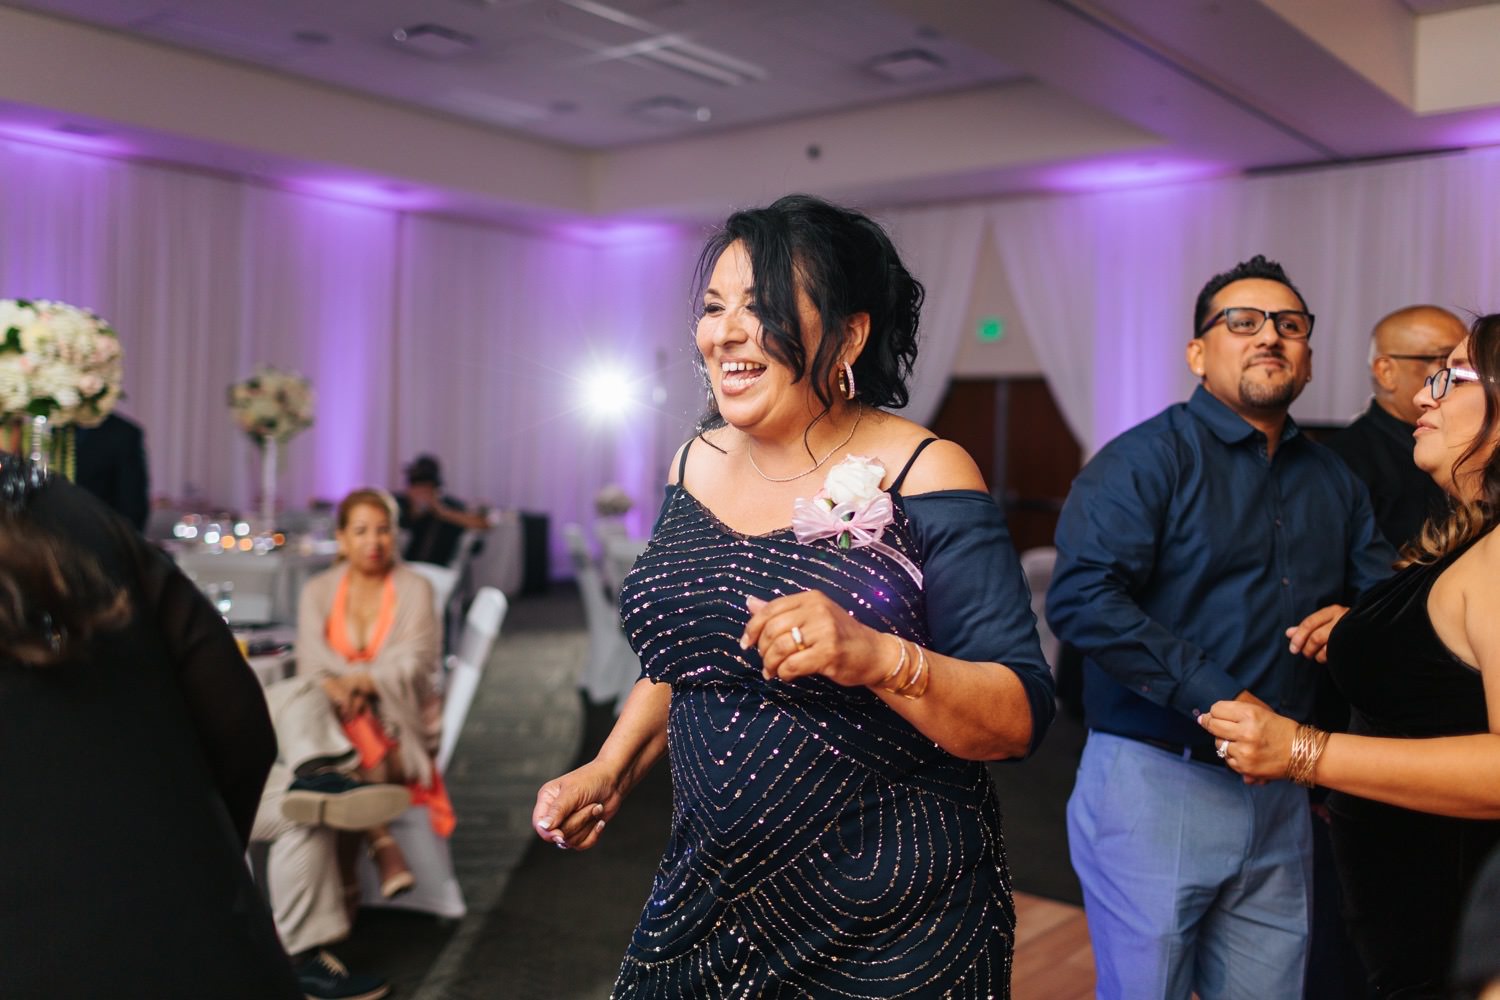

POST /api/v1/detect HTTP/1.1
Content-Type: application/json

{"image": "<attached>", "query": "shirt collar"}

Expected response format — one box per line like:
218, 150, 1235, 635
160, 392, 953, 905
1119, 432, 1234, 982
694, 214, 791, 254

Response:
1187, 385, 1302, 447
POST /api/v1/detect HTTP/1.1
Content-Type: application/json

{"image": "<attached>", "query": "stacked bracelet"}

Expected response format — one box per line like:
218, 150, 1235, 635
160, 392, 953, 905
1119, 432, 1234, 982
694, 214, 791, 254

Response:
894, 643, 931, 700
1287, 724, 1331, 788
877, 635, 908, 691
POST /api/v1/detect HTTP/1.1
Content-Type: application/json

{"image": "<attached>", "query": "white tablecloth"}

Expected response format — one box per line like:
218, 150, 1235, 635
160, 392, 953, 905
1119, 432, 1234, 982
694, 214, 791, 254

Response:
173, 547, 335, 624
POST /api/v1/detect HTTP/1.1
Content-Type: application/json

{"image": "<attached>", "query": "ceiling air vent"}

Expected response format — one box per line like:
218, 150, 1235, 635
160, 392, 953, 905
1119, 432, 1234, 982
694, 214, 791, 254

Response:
632, 96, 712, 124
392, 23, 478, 58
865, 48, 946, 82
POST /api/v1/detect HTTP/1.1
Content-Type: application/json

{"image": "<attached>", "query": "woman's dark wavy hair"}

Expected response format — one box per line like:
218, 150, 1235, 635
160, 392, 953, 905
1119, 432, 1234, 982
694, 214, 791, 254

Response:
1401, 312, 1500, 567
691, 194, 923, 432
0, 463, 130, 667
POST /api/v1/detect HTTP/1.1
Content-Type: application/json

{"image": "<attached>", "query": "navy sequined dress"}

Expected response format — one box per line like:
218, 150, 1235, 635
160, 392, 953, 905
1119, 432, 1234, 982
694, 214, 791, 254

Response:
612, 440, 1055, 998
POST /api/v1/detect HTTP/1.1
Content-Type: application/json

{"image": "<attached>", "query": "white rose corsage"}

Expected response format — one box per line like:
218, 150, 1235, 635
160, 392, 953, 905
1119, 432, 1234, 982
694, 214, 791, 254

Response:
791, 455, 923, 587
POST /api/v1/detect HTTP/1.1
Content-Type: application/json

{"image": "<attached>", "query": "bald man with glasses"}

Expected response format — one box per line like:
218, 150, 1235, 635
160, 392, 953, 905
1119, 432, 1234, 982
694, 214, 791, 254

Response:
1327, 306, 1468, 549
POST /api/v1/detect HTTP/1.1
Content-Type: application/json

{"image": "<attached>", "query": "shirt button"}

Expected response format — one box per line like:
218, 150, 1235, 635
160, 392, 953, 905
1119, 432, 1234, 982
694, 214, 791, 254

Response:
1281, 577, 1290, 586
1274, 518, 1282, 527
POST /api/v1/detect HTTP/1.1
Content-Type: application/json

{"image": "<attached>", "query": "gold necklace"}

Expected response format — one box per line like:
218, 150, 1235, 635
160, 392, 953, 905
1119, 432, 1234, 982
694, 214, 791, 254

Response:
746, 407, 863, 483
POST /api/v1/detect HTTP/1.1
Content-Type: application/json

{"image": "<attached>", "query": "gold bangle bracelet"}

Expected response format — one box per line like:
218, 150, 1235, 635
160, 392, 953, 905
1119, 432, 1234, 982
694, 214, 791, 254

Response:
1287, 724, 1331, 788
897, 643, 930, 700
877, 635, 908, 692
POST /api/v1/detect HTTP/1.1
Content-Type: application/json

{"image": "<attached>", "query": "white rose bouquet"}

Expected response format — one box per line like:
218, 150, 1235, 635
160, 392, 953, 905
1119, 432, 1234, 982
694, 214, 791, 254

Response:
0, 298, 122, 426
791, 455, 923, 586
228, 366, 315, 445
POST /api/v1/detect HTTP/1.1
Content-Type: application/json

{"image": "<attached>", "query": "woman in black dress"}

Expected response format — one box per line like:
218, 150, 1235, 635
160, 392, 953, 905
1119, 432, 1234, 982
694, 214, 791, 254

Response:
1200, 315, 1500, 998
0, 458, 301, 999
533, 195, 1055, 997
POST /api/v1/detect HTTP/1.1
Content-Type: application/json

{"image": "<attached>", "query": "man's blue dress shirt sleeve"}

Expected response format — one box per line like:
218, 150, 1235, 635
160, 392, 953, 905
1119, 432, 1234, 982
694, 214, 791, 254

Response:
1047, 434, 1244, 718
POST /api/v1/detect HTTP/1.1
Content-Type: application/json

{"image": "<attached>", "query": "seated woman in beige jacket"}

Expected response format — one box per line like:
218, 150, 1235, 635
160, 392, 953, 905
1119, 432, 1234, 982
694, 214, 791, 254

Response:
254, 488, 446, 994
296, 487, 450, 876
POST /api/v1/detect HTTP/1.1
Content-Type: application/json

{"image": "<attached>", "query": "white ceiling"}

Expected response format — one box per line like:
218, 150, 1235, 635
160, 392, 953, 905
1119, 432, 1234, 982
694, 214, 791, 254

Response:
2, 0, 1025, 148
3, 0, 1500, 226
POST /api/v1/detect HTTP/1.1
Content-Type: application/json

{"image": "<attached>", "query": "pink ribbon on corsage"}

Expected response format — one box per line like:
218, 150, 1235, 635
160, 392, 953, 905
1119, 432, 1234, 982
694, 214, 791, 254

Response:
791, 492, 923, 588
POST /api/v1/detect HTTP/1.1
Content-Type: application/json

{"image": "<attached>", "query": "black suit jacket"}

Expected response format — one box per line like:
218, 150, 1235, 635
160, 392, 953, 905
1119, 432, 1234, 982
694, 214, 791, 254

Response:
1325, 400, 1448, 550
74, 412, 149, 531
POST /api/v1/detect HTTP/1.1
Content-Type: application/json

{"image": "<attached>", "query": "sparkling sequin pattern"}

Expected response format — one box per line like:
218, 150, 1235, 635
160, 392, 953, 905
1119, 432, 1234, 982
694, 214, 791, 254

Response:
613, 485, 1015, 998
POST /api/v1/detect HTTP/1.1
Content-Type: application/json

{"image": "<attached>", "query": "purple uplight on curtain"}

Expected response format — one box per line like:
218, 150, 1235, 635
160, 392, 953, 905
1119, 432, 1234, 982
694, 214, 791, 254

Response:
1039, 157, 1225, 194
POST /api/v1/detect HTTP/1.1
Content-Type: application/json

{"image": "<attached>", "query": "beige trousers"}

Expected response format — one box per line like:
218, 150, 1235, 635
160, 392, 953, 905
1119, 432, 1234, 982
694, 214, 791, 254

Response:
251, 677, 357, 957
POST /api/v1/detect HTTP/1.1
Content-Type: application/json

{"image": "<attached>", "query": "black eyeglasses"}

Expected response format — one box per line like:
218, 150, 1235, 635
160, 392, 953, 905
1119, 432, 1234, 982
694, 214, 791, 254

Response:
1198, 307, 1315, 340
1425, 366, 1495, 401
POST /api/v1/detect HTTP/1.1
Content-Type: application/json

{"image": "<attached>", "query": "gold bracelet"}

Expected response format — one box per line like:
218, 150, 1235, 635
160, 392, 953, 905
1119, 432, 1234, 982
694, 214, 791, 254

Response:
896, 643, 931, 700
1287, 724, 1331, 788
877, 636, 909, 692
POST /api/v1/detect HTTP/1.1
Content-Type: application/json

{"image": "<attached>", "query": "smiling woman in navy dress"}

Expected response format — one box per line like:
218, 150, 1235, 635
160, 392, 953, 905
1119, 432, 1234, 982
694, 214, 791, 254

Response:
532, 195, 1055, 998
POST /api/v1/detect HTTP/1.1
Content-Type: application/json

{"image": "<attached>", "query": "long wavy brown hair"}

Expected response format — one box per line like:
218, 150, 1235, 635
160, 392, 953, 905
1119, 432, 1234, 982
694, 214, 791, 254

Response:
0, 476, 131, 667
1399, 313, 1500, 567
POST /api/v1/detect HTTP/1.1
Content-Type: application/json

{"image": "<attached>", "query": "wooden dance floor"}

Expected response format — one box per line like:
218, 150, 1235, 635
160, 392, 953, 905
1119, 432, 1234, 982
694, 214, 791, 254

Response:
1013, 892, 1096, 999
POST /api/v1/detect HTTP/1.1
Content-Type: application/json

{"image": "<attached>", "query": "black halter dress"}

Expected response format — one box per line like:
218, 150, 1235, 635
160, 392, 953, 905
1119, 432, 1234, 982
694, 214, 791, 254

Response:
1325, 528, 1500, 999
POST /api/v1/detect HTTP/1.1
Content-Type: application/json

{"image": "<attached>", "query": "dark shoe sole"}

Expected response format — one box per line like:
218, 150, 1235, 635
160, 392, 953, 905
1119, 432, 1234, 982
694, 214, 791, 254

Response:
282, 784, 410, 830
302, 986, 389, 1000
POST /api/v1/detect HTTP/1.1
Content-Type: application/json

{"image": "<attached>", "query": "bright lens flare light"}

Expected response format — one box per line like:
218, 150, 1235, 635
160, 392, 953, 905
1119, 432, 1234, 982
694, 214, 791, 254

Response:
579, 366, 638, 423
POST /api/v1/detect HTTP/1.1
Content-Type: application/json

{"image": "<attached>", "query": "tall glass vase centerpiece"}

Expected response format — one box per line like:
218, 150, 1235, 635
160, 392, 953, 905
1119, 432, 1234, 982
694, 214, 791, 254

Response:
0, 299, 123, 477
228, 366, 314, 530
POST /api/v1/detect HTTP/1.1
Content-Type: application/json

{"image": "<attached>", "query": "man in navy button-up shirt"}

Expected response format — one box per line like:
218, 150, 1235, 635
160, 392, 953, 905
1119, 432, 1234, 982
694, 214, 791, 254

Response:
1048, 255, 1394, 999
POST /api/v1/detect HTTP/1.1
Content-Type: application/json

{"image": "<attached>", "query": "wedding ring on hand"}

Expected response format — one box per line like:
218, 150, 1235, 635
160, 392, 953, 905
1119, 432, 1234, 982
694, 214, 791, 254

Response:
790, 625, 807, 651
1216, 739, 1229, 759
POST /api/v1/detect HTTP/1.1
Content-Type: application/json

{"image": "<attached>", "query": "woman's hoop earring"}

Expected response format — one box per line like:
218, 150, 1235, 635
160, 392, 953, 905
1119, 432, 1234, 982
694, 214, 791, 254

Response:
837, 361, 857, 401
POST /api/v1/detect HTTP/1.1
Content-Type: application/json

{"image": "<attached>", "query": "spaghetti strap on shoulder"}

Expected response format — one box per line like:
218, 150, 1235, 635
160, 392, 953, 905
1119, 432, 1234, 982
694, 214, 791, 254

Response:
890, 437, 939, 494
675, 437, 695, 487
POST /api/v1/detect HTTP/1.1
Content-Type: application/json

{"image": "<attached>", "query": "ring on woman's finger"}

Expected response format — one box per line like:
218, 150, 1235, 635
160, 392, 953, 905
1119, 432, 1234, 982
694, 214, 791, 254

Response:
790, 625, 807, 651
1215, 739, 1229, 759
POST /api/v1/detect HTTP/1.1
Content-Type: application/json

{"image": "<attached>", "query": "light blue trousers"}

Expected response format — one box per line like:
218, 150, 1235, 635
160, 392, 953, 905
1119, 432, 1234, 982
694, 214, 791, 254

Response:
1068, 731, 1312, 1000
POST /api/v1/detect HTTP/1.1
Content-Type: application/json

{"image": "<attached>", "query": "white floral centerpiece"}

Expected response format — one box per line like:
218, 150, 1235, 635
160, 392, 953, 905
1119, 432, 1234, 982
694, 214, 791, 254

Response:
0, 298, 124, 478
228, 366, 315, 528
228, 366, 315, 445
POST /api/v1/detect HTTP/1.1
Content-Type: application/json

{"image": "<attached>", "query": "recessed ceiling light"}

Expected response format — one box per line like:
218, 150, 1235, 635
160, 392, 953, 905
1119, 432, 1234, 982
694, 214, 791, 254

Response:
392, 23, 477, 58
866, 48, 947, 82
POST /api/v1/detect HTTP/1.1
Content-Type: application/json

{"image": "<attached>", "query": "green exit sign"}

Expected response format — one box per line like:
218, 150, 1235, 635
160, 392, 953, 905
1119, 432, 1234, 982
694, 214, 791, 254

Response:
977, 316, 1005, 343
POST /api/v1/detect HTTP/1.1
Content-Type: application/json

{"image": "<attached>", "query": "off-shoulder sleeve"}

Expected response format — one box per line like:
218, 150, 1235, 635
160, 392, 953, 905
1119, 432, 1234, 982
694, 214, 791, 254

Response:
904, 489, 1055, 757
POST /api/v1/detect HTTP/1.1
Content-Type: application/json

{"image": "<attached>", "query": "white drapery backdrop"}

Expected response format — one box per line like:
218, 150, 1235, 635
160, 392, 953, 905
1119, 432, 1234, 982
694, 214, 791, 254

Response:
880, 203, 988, 427
8, 135, 1500, 554
990, 146, 1500, 455
0, 137, 709, 561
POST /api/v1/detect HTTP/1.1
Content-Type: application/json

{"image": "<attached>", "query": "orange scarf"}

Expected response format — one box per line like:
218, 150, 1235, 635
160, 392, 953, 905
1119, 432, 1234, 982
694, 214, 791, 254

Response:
326, 570, 455, 837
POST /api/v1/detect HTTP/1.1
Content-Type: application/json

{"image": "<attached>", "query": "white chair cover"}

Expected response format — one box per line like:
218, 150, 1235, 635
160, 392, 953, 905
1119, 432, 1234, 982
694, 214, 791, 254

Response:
1019, 546, 1060, 677
357, 587, 508, 919
466, 510, 525, 598
405, 560, 458, 627
438, 586, 507, 772
600, 535, 647, 600
563, 523, 639, 712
